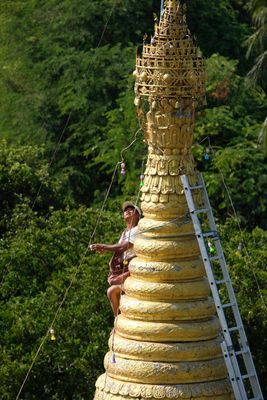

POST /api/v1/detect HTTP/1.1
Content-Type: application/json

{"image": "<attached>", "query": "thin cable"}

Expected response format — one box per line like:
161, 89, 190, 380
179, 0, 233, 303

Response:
218, 167, 267, 311
31, 113, 72, 210
15, 3, 123, 395
30, 0, 118, 212
2, 110, 70, 286
200, 136, 267, 310
15, 160, 120, 400
15, 124, 142, 399
96, 0, 118, 48
15, 328, 50, 400
3, 0, 121, 289
89, 163, 120, 246
120, 127, 142, 161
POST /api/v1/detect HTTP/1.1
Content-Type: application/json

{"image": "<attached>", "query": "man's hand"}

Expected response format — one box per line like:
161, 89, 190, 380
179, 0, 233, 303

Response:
89, 240, 131, 254
89, 243, 107, 254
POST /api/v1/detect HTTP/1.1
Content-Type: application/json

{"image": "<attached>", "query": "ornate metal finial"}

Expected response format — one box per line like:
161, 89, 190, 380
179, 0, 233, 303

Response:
134, 0, 205, 106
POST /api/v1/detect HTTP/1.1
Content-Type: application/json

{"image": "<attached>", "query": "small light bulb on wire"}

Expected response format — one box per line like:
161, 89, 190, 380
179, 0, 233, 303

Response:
49, 328, 56, 341
236, 242, 243, 256
120, 161, 126, 176
207, 240, 216, 256
140, 174, 145, 187
204, 147, 210, 160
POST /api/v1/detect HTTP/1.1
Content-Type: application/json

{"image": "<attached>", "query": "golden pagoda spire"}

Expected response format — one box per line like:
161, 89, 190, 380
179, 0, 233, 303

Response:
94, 1, 233, 398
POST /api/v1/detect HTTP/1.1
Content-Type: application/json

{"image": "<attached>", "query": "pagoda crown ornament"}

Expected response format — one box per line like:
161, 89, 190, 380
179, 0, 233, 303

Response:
134, 0, 205, 102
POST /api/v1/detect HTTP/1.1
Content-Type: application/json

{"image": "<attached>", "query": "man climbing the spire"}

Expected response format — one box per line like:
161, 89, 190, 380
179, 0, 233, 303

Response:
90, 202, 141, 316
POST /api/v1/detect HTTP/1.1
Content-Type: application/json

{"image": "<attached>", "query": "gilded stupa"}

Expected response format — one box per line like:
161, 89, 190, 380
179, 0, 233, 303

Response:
94, 1, 233, 399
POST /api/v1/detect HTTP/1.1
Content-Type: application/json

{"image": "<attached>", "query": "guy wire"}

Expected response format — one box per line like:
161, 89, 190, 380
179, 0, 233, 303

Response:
30, 0, 119, 213
120, 127, 142, 162
15, 122, 141, 399
1, 0, 119, 294
14, 1, 124, 397
31, 113, 72, 211
200, 136, 266, 311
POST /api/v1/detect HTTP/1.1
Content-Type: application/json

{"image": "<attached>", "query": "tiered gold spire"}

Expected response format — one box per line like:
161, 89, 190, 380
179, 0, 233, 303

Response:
94, 1, 233, 398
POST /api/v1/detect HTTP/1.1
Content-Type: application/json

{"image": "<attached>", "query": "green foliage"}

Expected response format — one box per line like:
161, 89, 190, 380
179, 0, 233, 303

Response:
220, 221, 267, 392
245, 0, 267, 90
204, 144, 267, 229
0, 206, 123, 399
186, 0, 251, 61
0, 0, 149, 204
0, 141, 69, 235
0, 1, 266, 398
0, 0, 255, 205
94, 75, 146, 200
193, 54, 267, 229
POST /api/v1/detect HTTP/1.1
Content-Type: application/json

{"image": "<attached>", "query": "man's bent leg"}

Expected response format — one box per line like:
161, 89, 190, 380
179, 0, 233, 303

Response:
107, 285, 121, 316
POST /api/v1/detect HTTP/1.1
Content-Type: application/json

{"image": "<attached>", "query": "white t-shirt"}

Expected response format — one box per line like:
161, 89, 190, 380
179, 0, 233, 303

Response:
119, 226, 138, 260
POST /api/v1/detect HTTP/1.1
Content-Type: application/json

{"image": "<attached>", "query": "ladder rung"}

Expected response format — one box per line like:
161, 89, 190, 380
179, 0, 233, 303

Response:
229, 326, 241, 332
209, 255, 222, 261
215, 279, 229, 284
192, 208, 210, 214
221, 302, 235, 309
189, 184, 203, 190
242, 373, 255, 380
235, 349, 249, 356
202, 231, 219, 238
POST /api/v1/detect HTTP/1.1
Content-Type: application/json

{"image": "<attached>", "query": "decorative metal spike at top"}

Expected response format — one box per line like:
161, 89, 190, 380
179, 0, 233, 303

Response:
94, 1, 233, 399
134, 0, 205, 104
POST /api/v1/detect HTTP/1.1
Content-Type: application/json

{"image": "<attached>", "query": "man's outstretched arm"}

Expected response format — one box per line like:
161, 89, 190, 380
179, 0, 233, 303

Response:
90, 241, 133, 254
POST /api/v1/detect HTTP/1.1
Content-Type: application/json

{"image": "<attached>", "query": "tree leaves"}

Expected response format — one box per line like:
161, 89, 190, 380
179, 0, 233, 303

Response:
0, 0, 266, 398
0, 206, 122, 399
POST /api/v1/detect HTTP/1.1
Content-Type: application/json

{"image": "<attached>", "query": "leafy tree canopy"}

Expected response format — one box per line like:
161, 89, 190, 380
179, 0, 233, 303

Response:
0, 1, 266, 398
0, 205, 123, 399
0, 141, 71, 235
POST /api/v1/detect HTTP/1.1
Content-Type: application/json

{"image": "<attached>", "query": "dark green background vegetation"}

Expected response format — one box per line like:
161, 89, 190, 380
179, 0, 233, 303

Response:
0, 0, 266, 398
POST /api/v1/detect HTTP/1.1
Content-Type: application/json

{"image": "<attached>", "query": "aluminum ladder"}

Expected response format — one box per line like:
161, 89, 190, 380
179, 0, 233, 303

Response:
181, 173, 263, 400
